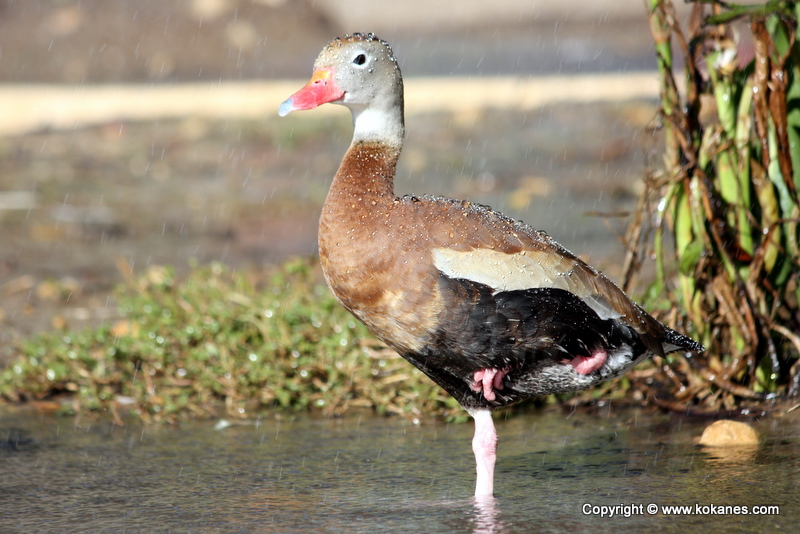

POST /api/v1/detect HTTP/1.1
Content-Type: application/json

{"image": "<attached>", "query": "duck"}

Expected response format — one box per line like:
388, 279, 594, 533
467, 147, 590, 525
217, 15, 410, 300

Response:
278, 32, 704, 497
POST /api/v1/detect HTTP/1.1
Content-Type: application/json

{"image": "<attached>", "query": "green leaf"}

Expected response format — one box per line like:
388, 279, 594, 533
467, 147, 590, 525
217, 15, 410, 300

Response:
767, 13, 792, 59
679, 241, 704, 275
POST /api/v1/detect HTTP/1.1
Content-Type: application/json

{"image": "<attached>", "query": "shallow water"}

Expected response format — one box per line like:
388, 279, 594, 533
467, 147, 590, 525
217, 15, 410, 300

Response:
1, 406, 796, 532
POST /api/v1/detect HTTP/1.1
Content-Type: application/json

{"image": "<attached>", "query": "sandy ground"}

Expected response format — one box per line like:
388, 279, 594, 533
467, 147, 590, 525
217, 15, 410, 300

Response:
0, 73, 661, 137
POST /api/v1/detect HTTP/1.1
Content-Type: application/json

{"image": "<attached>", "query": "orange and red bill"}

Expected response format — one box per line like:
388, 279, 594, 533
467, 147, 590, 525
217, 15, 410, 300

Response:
279, 68, 345, 116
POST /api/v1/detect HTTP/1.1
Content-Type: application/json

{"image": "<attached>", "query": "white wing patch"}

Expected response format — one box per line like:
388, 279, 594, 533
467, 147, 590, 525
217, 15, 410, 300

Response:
432, 247, 622, 321
580, 294, 625, 322
433, 248, 565, 292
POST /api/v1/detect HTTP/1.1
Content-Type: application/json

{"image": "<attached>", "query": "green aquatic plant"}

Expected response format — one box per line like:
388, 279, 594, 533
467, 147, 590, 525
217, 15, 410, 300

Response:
625, 0, 800, 410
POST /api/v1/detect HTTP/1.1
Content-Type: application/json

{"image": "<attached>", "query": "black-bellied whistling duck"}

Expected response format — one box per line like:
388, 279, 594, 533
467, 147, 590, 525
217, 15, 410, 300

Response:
279, 33, 704, 497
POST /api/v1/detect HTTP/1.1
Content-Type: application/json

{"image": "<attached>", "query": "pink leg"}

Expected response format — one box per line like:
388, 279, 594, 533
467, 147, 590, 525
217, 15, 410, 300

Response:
470, 368, 507, 401
564, 349, 608, 375
468, 408, 496, 497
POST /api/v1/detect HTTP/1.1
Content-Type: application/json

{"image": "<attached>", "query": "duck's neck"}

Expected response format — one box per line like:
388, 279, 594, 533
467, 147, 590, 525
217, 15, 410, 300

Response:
320, 100, 404, 234
350, 104, 405, 147
325, 139, 401, 205
318, 138, 401, 289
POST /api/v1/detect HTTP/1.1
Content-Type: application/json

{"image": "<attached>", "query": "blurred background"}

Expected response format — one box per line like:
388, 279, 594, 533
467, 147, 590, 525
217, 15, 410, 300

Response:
0, 0, 655, 82
0, 0, 666, 341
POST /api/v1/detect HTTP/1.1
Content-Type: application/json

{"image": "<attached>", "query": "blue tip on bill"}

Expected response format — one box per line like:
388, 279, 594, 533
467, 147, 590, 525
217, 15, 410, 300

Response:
278, 98, 294, 117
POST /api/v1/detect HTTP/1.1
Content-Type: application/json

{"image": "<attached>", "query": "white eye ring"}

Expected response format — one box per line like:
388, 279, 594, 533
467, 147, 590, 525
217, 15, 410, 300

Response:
352, 53, 368, 67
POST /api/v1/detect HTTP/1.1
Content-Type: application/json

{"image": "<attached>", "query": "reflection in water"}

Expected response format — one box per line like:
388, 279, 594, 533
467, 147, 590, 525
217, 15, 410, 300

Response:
702, 443, 760, 465
472, 495, 508, 534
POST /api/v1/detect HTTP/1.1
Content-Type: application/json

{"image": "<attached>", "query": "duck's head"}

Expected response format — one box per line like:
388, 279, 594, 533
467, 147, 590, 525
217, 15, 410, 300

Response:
279, 33, 405, 145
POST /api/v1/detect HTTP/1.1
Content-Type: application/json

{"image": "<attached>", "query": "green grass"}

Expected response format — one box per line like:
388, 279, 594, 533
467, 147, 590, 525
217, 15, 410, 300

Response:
0, 258, 462, 423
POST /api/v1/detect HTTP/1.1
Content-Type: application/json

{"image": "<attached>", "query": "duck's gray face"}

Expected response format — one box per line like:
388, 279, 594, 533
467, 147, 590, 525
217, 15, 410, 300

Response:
279, 33, 402, 117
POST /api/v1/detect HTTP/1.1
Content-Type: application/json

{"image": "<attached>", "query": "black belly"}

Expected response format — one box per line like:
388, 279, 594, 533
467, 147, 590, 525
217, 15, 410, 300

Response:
401, 275, 646, 409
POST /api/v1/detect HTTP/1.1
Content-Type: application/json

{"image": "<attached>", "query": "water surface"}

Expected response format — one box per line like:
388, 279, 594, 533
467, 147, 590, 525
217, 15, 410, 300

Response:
2, 405, 796, 532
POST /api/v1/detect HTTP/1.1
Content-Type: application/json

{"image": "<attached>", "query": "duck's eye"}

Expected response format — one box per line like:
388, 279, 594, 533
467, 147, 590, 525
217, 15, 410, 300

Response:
353, 54, 367, 66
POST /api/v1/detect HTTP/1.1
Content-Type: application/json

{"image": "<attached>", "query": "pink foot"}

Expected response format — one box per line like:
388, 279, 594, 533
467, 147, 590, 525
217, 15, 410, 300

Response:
470, 368, 507, 401
562, 349, 608, 375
